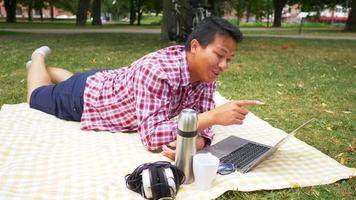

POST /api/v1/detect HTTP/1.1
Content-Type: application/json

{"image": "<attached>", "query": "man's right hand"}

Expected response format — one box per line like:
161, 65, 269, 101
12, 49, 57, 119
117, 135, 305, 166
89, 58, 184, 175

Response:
198, 100, 264, 131
211, 100, 264, 125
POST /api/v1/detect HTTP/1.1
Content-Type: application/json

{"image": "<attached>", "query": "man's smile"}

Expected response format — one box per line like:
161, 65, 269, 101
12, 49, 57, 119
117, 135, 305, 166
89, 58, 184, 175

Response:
212, 69, 220, 77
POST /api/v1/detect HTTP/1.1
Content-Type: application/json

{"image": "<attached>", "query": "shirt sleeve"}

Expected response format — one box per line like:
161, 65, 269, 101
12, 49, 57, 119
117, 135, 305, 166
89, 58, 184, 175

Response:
194, 83, 216, 146
133, 64, 177, 151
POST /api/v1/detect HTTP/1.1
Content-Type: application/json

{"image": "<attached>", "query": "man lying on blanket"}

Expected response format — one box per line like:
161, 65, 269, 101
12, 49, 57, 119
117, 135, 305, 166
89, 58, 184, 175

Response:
25, 17, 261, 160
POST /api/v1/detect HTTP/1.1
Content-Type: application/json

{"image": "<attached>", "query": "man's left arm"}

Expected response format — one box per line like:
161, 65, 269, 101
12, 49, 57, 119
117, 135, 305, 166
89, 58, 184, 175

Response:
162, 83, 216, 160
195, 83, 216, 147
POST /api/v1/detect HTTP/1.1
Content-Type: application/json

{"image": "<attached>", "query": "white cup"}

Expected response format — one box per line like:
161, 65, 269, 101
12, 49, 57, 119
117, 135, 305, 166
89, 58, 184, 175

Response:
193, 153, 219, 190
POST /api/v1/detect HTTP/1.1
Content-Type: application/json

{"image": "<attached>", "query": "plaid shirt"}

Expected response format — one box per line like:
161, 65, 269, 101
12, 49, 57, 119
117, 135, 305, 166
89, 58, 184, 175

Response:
81, 45, 216, 150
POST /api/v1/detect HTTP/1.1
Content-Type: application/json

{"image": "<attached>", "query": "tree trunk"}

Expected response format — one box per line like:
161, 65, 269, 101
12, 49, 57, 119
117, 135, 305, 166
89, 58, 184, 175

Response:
179, 0, 193, 41
28, 1, 32, 22
246, 2, 251, 22
273, 0, 287, 27
39, 8, 43, 21
266, 0, 271, 27
129, 0, 136, 25
4, 0, 17, 22
137, 0, 142, 25
92, 0, 102, 25
161, 0, 172, 41
76, 0, 90, 26
345, 0, 356, 31
234, 1, 244, 26
331, 7, 335, 24
50, 4, 54, 21
208, 0, 215, 14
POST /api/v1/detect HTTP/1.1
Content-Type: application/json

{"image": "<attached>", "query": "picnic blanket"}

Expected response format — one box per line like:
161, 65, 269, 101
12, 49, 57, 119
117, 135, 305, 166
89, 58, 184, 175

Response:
0, 92, 354, 199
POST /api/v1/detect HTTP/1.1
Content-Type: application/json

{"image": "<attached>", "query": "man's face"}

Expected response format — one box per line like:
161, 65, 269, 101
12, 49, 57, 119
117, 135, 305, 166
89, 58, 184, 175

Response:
189, 34, 236, 83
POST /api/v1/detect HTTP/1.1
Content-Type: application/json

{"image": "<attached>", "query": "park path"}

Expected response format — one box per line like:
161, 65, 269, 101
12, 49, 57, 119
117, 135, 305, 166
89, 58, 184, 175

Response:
1, 27, 356, 40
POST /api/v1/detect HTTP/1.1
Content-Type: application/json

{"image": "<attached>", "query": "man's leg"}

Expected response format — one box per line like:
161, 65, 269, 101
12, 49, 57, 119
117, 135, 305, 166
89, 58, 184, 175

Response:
26, 46, 74, 102
27, 54, 52, 102
27, 63, 73, 84
47, 67, 73, 84
26, 47, 95, 121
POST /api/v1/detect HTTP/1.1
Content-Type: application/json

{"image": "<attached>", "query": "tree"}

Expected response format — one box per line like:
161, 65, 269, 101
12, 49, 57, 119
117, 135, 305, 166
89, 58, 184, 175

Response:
18, 0, 47, 21
245, 0, 252, 22
230, 0, 247, 25
45, 0, 78, 21
161, 0, 193, 41
178, 0, 193, 40
102, 0, 129, 21
150, 0, 162, 16
34, 0, 45, 21
246, 0, 267, 22
161, 0, 171, 41
4, 0, 17, 22
291, 0, 354, 31
213, 0, 228, 17
264, 0, 273, 26
76, 0, 90, 26
27, 0, 33, 21
92, 0, 102, 25
48, 0, 54, 21
136, 0, 143, 25
127, 0, 163, 26
273, 0, 287, 27
250, 0, 272, 23
55, 0, 78, 14
346, 0, 356, 31
129, 0, 136, 24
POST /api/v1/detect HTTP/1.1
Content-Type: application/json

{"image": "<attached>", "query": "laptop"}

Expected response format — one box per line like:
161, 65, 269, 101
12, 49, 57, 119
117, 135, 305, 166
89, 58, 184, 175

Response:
198, 119, 315, 173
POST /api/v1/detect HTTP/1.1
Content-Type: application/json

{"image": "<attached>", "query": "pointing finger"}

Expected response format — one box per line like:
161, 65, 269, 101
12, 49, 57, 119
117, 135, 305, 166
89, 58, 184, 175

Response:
235, 100, 265, 107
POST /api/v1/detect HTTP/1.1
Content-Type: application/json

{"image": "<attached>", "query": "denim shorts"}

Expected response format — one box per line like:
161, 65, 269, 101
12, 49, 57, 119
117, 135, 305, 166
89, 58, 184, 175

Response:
29, 69, 102, 121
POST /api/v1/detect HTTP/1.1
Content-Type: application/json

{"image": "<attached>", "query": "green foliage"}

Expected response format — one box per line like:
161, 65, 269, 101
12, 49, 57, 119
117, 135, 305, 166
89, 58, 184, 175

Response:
15, 0, 79, 13
52, 0, 78, 13
229, 0, 274, 24
102, 0, 129, 20
230, 0, 248, 20
289, 0, 353, 11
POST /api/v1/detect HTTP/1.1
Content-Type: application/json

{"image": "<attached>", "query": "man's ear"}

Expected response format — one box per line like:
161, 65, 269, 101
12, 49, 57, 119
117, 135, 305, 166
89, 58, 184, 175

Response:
190, 39, 200, 54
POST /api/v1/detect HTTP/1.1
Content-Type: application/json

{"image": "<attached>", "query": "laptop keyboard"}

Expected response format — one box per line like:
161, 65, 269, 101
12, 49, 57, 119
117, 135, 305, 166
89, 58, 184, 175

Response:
220, 143, 270, 169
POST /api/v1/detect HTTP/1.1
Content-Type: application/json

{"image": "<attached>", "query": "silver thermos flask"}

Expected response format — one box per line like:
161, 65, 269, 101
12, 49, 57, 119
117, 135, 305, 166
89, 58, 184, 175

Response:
175, 108, 198, 184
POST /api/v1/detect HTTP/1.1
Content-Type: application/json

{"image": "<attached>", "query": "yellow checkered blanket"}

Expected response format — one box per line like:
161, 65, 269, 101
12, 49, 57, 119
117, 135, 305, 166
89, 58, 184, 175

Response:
0, 93, 354, 199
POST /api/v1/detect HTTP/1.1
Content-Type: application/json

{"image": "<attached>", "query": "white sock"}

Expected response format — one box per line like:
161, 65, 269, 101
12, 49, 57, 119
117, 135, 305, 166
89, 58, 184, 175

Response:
31, 46, 51, 60
26, 46, 51, 69
25, 60, 32, 70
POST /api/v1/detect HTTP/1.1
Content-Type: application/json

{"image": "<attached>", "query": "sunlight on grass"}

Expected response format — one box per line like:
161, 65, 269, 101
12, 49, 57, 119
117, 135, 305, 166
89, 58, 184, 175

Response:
0, 31, 355, 199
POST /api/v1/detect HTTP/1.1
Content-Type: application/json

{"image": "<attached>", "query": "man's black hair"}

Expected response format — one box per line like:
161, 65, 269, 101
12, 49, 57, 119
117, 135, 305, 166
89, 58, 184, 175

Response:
185, 17, 243, 52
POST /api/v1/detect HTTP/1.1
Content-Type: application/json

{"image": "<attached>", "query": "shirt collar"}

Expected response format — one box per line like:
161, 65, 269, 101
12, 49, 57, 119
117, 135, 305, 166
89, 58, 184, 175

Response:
180, 48, 191, 86
179, 47, 208, 89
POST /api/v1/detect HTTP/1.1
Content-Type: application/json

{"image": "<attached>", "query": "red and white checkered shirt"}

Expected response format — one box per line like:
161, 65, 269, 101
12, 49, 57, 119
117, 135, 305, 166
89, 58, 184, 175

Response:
81, 45, 216, 150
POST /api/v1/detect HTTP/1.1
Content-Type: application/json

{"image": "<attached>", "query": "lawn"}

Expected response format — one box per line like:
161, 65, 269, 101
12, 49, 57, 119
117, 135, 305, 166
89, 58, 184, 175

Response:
2, 20, 356, 39
0, 31, 355, 199
241, 28, 356, 38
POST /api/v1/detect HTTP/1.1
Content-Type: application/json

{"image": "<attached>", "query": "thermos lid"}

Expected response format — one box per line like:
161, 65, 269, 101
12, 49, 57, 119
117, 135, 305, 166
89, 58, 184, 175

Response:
178, 109, 198, 132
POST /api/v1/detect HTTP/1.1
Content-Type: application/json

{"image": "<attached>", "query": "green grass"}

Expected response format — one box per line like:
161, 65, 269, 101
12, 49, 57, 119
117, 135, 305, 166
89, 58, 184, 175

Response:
0, 31, 355, 199
242, 29, 356, 37
2, 19, 356, 39
228, 19, 346, 28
